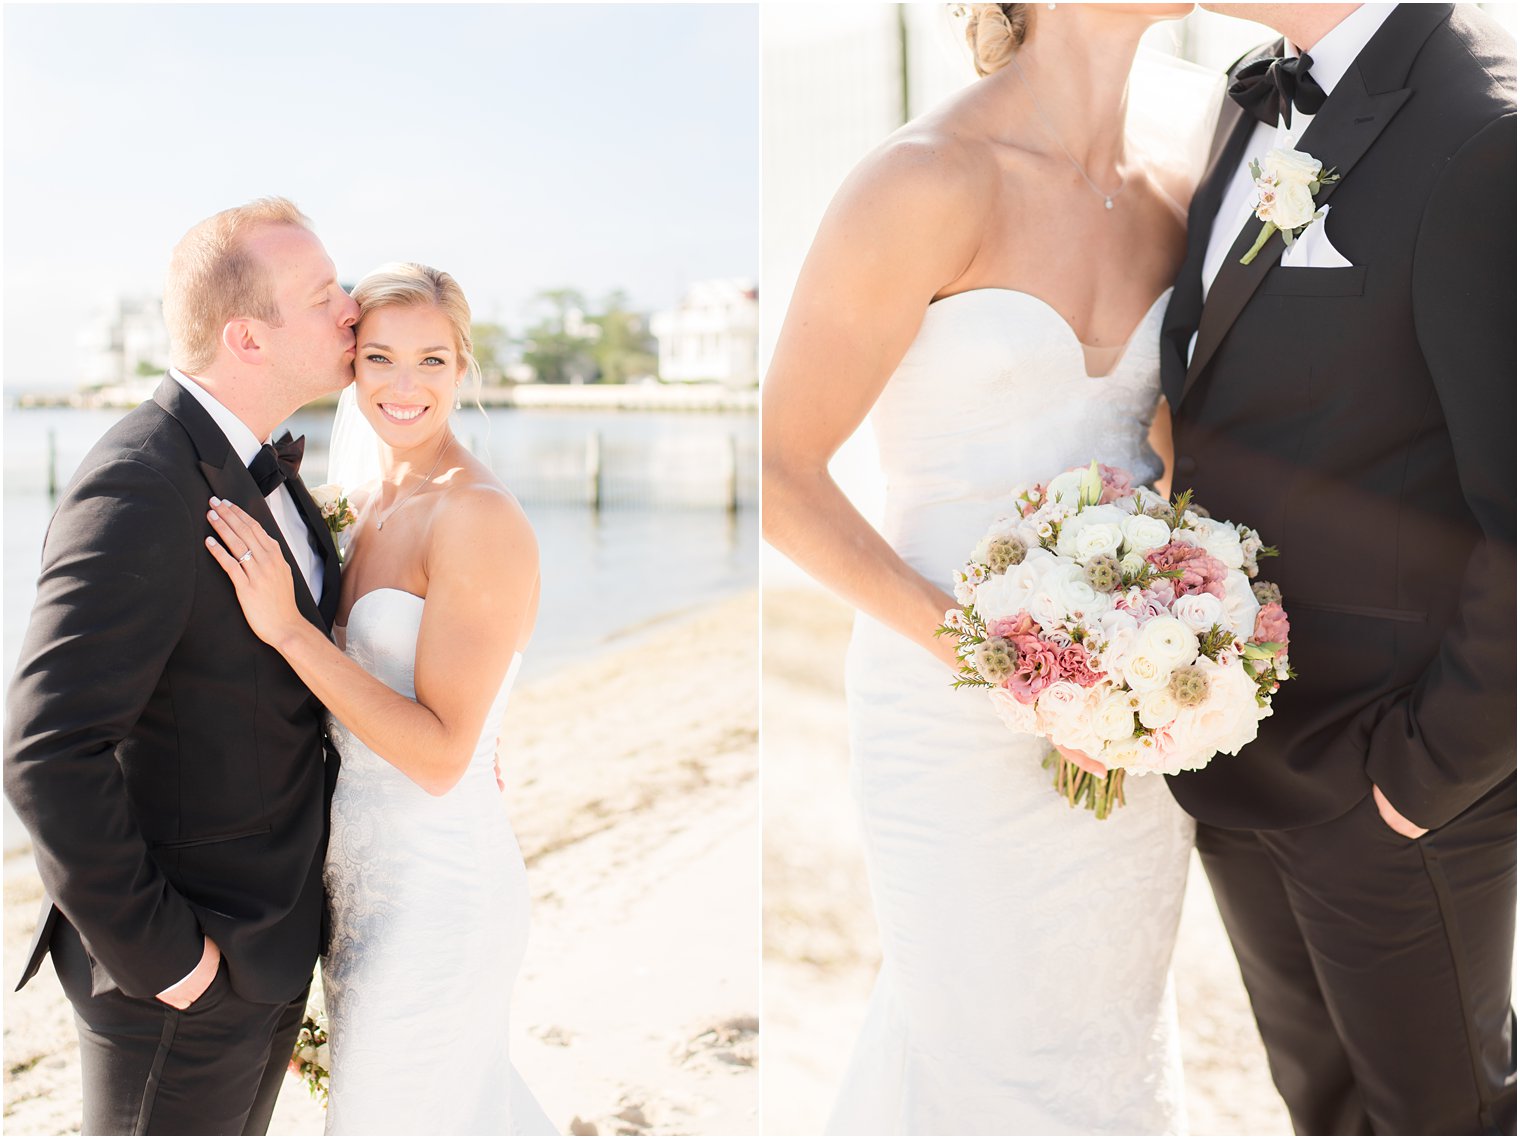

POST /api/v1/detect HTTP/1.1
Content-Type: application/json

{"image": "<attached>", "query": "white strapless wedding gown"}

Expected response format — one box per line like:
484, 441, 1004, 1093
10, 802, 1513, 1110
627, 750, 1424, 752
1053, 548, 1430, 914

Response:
831, 289, 1196, 1135
321, 588, 555, 1136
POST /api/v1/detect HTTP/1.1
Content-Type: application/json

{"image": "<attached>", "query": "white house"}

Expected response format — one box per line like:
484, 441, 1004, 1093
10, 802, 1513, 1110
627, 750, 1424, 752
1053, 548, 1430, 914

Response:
81, 294, 171, 393
651, 278, 759, 387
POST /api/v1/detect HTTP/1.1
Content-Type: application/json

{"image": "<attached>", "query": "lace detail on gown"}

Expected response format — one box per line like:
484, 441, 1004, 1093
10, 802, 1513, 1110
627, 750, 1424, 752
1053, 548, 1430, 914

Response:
322, 588, 554, 1136
831, 289, 1196, 1135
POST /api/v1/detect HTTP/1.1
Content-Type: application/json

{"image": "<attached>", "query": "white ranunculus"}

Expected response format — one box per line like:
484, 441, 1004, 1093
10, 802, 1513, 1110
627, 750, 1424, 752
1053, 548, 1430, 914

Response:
1091, 607, 1140, 673
1043, 562, 1110, 624
1119, 512, 1173, 556
1220, 571, 1262, 639
1025, 577, 1067, 630
1042, 690, 1105, 757
1092, 691, 1139, 742
1056, 504, 1127, 560
974, 563, 1036, 623
1119, 551, 1147, 578
1068, 520, 1127, 562
1170, 591, 1226, 635
1261, 146, 1322, 187
1191, 518, 1245, 570
1036, 679, 1088, 734
1103, 737, 1148, 772
1045, 469, 1087, 506
1136, 616, 1201, 672
1138, 687, 1182, 730
1122, 651, 1170, 693
1186, 659, 1269, 757
987, 686, 1039, 736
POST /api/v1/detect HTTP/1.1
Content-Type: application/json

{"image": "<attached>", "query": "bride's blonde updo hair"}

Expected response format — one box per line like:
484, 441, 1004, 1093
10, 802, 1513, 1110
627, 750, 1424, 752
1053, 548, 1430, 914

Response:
960, 4, 1030, 77
351, 262, 482, 397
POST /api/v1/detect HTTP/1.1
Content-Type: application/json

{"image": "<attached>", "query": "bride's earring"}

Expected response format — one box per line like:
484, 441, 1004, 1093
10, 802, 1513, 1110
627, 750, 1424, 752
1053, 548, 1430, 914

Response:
454, 384, 462, 411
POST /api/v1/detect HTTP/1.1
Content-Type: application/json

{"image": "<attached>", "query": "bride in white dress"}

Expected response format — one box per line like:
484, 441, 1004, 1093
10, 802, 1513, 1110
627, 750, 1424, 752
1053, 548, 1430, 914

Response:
764, 4, 1206, 1133
205, 263, 554, 1135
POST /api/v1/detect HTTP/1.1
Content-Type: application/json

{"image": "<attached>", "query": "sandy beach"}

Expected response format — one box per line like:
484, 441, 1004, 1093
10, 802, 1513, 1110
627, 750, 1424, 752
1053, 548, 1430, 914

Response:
3, 590, 759, 1137
760, 585, 1293, 1137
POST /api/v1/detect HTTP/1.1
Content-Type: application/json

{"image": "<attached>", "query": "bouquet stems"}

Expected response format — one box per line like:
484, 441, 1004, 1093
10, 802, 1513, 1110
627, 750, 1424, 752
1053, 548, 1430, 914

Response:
1041, 751, 1127, 820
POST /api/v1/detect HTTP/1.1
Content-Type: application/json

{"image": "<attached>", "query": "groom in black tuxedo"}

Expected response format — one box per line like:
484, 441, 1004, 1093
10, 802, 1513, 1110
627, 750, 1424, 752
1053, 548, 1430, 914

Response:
1162, 3, 1515, 1133
4, 198, 355, 1134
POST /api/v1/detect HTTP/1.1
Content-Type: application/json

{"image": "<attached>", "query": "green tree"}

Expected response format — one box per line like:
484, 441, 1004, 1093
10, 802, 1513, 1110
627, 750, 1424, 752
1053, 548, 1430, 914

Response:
470, 322, 513, 385
521, 288, 597, 384
588, 290, 658, 385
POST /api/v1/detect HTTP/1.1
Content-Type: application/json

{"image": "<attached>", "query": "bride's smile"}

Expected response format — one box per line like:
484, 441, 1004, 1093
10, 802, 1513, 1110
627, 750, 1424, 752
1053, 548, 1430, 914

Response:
353, 302, 463, 451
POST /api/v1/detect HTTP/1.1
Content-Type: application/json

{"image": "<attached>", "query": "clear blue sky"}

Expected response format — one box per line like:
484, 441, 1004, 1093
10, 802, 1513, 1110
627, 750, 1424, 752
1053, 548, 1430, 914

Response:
4, 3, 759, 387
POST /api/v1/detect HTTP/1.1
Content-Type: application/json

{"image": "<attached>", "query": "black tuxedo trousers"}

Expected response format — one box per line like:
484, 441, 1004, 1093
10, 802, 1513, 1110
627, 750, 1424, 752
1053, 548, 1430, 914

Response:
1160, 6, 1516, 1133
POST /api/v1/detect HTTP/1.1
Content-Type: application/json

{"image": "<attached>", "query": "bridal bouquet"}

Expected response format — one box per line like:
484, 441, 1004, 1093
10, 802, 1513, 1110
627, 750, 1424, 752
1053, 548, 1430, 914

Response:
937, 462, 1293, 818
288, 983, 331, 1107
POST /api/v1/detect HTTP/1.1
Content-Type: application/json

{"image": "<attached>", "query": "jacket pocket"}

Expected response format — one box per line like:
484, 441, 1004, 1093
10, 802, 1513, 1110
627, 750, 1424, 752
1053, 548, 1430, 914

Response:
1262, 266, 1367, 297
151, 825, 271, 850
1291, 599, 1426, 623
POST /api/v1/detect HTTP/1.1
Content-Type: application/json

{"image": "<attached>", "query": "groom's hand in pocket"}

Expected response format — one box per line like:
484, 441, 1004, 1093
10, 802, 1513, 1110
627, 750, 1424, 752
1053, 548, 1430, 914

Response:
155, 935, 221, 1009
1372, 784, 1430, 840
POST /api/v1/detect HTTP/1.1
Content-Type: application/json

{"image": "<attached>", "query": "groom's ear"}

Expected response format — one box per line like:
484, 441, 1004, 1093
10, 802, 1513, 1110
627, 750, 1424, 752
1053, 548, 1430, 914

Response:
222, 318, 264, 366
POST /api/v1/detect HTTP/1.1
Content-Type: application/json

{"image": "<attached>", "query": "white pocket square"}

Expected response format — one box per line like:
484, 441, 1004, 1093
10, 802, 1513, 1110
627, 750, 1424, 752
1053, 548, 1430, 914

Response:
1281, 205, 1354, 268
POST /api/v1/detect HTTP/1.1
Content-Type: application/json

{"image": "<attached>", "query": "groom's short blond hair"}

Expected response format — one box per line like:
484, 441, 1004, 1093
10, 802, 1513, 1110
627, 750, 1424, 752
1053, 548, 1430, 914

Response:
163, 197, 312, 374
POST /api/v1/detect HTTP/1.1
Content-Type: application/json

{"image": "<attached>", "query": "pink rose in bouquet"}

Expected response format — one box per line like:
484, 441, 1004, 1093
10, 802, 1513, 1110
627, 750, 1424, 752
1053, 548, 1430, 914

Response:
938, 461, 1295, 818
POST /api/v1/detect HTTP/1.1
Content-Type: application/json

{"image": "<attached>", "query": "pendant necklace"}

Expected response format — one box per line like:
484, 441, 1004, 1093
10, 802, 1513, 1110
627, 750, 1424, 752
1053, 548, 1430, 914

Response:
375, 434, 450, 532
1009, 56, 1126, 211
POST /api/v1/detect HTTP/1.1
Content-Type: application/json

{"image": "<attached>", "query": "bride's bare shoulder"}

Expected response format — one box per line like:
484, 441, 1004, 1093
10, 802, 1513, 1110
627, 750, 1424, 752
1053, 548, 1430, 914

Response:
432, 459, 537, 568
837, 113, 1002, 225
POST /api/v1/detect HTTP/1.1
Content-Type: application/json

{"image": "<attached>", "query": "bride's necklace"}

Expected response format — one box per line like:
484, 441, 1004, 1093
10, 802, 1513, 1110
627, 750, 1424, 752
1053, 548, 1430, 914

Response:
374, 434, 450, 532
1009, 56, 1125, 211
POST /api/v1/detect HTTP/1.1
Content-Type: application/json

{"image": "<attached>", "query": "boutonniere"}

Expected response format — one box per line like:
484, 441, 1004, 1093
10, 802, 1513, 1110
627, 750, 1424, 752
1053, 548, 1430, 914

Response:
1239, 146, 1341, 265
311, 484, 357, 562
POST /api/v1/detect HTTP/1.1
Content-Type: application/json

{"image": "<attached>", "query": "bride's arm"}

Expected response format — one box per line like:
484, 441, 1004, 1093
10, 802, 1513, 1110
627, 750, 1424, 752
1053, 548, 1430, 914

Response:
206, 488, 539, 796
763, 137, 990, 671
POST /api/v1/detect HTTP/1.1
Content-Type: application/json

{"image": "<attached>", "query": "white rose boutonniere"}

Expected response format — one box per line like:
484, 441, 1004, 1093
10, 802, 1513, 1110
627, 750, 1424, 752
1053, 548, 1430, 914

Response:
312, 483, 358, 562
1240, 146, 1341, 265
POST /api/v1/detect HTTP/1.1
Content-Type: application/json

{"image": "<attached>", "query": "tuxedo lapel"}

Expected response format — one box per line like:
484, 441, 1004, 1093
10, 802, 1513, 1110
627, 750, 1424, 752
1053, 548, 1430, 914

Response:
1178, 5, 1445, 404
151, 377, 327, 633
283, 468, 342, 630
1162, 93, 1259, 408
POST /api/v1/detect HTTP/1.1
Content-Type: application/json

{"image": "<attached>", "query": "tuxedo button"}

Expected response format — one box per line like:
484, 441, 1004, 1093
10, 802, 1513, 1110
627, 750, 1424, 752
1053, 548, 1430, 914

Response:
1175, 456, 1197, 478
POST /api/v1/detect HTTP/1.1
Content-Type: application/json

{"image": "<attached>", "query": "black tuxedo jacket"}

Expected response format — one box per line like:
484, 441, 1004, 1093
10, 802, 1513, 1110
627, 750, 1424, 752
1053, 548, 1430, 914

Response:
4, 375, 342, 1003
1161, 3, 1516, 830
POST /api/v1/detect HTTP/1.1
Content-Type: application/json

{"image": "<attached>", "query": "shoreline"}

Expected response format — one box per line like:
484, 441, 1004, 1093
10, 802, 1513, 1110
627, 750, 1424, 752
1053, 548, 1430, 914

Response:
3, 590, 759, 1136
8, 384, 758, 415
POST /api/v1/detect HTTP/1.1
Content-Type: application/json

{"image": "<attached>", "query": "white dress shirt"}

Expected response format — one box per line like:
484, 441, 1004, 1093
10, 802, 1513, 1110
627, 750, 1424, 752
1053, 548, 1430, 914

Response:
170, 368, 324, 602
1197, 4, 1398, 307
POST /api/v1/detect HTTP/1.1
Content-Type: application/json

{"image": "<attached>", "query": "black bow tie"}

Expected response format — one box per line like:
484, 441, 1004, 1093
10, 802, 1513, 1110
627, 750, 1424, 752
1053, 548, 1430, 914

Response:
1229, 51, 1327, 129
248, 432, 305, 496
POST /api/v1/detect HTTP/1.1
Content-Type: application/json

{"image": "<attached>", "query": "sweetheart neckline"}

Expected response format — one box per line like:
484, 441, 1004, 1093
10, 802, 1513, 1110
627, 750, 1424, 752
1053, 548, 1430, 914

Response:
333, 589, 524, 664
334, 585, 425, 632
924, 287, 1173, 381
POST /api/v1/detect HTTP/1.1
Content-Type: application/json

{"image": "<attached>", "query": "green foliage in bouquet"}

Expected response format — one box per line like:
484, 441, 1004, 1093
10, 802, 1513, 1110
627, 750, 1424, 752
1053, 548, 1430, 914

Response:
288, 980, 330, 1108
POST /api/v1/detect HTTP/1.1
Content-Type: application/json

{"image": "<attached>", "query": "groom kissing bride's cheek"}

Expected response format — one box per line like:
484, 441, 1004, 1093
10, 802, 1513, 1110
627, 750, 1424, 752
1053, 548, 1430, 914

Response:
5, 198, 552, 1136
4, 199, 357, 1135
1164, 3, 1515, 1134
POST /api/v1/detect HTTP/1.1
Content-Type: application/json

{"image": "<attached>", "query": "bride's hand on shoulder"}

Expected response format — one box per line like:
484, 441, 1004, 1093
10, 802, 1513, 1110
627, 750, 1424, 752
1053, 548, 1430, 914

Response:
204, 497, 306, 649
